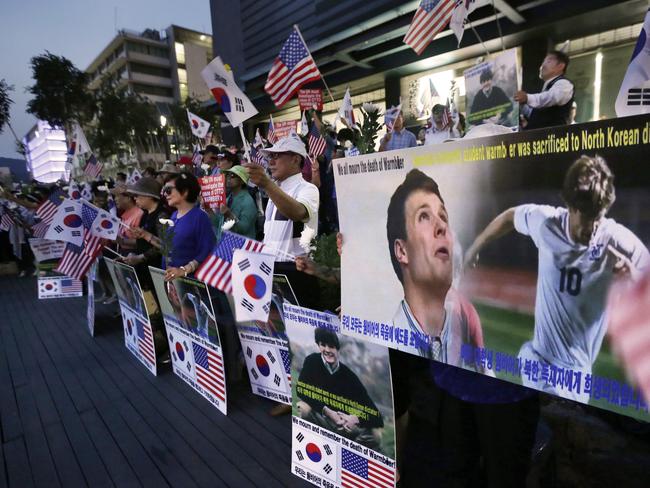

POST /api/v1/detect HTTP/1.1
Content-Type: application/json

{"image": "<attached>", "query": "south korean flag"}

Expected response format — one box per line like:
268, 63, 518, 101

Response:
121, 307, 141, 353
44, 198, 84, 246
292, 423, 338, 483
169, 331, 196, 380
242, 339, 288, 396
232, 249, 274, 322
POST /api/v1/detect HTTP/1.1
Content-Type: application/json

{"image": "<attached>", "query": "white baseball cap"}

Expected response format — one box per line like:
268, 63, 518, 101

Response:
261, 132, 307, 159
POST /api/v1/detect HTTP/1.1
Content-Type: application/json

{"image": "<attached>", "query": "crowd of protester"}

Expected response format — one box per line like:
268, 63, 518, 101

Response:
4, 49, 643, 487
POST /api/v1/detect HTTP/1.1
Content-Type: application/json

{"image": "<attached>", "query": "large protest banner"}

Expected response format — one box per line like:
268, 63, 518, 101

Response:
334, 114, 650, 421
150, 267, 227, 414
105, 258, 158, 375
230, 274, 297, 404
285, 303, 396, 487
465, 48, 520, 130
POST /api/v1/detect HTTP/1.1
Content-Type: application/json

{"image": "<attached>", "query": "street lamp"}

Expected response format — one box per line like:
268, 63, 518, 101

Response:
159, 115, 170, 161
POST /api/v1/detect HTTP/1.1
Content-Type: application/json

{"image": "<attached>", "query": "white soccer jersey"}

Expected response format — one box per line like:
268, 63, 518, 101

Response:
514, 204, 650, 369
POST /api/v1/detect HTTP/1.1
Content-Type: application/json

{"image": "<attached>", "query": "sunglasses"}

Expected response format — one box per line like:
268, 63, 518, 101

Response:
162, 186, 176, 195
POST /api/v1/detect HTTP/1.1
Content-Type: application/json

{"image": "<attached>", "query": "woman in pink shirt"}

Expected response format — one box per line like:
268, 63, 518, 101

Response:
112, 184, 143, 254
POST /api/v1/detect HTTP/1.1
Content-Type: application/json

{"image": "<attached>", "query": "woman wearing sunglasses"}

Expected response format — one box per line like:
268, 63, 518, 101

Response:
161, 172, 216, 281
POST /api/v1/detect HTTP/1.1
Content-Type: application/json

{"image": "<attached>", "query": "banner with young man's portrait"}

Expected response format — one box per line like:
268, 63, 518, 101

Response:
334, 114, 650, 421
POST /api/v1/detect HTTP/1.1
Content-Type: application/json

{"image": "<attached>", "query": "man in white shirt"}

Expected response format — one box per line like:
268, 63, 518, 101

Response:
245, 133, 320, 308
465, 155, 650, 402
423, 104, 461, 146
514, 50, 575, 130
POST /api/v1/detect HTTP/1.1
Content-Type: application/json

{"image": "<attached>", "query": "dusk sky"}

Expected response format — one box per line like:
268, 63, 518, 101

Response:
0, 0, 212, 159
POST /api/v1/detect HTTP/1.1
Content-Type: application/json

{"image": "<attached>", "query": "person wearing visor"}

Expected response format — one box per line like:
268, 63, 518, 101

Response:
220, 166, 257, 239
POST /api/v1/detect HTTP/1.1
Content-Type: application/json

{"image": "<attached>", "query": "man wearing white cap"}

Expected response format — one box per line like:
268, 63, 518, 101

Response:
245, 133, 319, 257
245, 133, 321, 309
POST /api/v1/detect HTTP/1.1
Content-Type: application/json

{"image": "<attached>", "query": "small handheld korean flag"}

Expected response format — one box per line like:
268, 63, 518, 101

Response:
232, 249, 274, 322
44, 198, 84, 245
616, 9, 650, 116
127, 169, 142, 185
202, 56, 258, 127
187, 110, 211, 138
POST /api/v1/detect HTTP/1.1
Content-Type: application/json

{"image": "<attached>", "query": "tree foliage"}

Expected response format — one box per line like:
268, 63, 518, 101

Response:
92, 86, 158, 158
26, 52, 94, 129
0, 79, 14, 135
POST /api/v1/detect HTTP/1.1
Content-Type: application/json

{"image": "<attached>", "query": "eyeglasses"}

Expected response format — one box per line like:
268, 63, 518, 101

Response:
162, 186, 176, 195
269, 152, 290, 160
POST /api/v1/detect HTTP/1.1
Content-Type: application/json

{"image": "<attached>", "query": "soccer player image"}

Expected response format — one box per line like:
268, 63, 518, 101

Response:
296, 327, 384, 451
464, 155, 650, 402
387, 169, 484, 362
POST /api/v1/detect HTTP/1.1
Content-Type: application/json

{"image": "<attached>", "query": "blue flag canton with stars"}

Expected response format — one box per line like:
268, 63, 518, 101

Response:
193, 342, 210, 369
136, 318, 146, 340
279, 29, 309, 70
342, 448, 369, 478
214, 231, 247, 263
81, 204, 98, 230
421, 0, 439, 12
279, 348, 291, 375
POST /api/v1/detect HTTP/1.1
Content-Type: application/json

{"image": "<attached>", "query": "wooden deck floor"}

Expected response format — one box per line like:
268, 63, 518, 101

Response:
0, 276, 309, 487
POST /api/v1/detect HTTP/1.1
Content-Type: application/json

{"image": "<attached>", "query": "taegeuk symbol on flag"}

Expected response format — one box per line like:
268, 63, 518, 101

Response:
232, 249, 275, 322
292, 424, 338, 483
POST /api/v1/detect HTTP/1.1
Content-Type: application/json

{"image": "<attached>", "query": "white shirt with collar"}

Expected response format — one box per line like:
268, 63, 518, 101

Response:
263, 173, 319, 260
522, 75, 574, 118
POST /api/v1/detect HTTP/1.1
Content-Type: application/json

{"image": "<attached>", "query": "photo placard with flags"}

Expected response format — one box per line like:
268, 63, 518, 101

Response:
187, 110, 211, 138
149, 267, 227, 414
104, 259, 157, 376
265, 26, 322, 107
232, 249, 275, 322
38, 276, 83, 299
44, 198, 84, 245
202, 56, 258, 127
284, 303, 396, 488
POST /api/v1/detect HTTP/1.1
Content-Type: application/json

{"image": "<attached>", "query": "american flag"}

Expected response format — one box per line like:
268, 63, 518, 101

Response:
55, 231, 104, 280
264, 27, 322, 107
192, 342, 225, 402
267, 118, 278, 143
308, 124, 326, 157
136, 318, 156, 366
83, 154, 103, 178
196, 231, 265, 294
0, 211, 14, 231
35, 188, 65, 224
279, 348, 292, 388
60, 278, 83, 294
341, 448, 394, 488
441, 103, 452, 128
249, 146, 268, 167
403, 0, 456, 55
192, 145, 203, 176
31, 220, 50, 238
